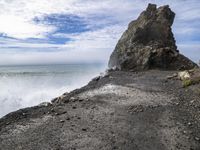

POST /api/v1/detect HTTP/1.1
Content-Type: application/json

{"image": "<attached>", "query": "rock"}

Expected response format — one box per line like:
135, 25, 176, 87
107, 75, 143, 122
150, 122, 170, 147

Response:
56, 111, 67, 116
108, 66, 119, 71
187, 122, 192, 126
175, 102, 179, 106
63, 92, 69, 95
38, 102, 52, 107
78, 98, 84, 102
69, 97, 76, 102
128, 105, 144, 113
58, 95, 65, 100
81, 128, 87, 131
195, 137, 200, 141
100, 71, 109, 78
167, 73, 177, 79
59, 120, 65, 123
183, 130, 187, 134
92, 76, 101, 81
108, 3, 197, 71
72, 106, 77, 109
178, 71, 191, 80
51, 94, 67, 103
51, 97, 58, 103
92, 71, 109, 82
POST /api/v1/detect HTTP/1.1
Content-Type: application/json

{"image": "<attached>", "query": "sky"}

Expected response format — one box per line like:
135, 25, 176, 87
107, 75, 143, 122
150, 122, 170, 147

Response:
0, 0, 199, 65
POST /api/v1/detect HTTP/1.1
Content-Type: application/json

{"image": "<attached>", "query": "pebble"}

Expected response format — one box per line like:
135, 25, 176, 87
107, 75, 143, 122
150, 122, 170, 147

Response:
190, 100, 195, 104
59, 120, 65, 123
110, 112, 114, 115
63, 99, 70, 103
195, 137, 200, 141
60, 111, 67, 115
175, 102, 179, 106
63, 92, 69, 95
139, 109, 143, 112
82, 128, 87, 131
112, 146, 118, 149
72, 106, 77, 109
78, 99, 83, 102
183, 130, 187, 134
70, 97, 76, 102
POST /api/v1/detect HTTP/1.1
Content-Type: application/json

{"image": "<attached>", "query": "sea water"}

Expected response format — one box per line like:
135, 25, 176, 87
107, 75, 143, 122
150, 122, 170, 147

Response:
0, 64, 106, 117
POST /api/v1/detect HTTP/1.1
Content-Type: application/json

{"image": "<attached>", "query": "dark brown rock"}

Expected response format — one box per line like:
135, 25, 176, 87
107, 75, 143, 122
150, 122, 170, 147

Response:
108, 4, 197, 71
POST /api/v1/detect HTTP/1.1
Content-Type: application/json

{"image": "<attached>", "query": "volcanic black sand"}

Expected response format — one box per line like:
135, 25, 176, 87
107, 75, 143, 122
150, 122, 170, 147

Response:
0, 70, 200, 150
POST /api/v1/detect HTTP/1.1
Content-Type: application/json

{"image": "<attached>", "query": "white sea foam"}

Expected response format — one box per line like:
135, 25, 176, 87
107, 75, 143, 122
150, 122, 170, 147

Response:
0, 64, 105, 117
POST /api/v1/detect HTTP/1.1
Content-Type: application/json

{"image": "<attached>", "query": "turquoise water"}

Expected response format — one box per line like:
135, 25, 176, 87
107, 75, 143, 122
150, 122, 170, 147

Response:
0, 64, 106, 117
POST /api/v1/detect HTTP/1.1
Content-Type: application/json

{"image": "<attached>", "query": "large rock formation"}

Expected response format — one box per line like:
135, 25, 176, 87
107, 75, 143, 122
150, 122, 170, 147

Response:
109, 4, 197, 71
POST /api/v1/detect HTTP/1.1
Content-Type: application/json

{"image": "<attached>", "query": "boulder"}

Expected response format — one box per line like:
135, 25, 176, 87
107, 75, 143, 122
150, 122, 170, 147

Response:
108, 4, 197, 71
178, 71, 190, 80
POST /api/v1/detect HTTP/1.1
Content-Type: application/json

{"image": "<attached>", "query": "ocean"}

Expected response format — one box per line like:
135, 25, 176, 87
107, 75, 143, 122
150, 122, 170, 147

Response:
0, 64, 106, 118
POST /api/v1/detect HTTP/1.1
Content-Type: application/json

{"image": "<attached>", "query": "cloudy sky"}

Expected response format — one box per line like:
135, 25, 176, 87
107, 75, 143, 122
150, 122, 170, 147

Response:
0, 0, 199, 65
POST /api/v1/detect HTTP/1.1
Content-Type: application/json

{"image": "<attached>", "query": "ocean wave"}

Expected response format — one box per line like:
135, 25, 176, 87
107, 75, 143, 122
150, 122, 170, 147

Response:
0, 71, 81, 76
0, 64, 106, 117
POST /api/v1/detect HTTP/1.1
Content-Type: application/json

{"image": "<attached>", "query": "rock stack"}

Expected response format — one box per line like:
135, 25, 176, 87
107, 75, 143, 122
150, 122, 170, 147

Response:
108, 4, 197, 71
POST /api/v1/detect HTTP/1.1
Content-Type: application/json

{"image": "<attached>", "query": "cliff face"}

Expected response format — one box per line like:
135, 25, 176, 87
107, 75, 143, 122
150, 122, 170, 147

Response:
109, 4, 197, 71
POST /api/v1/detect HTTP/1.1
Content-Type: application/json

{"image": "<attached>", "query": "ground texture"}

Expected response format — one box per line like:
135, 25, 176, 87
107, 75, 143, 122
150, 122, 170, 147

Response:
0, 70, 200, 150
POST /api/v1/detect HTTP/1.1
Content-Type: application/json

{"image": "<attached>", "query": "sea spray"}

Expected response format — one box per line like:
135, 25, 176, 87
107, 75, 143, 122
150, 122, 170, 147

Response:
0, 64, 105, 117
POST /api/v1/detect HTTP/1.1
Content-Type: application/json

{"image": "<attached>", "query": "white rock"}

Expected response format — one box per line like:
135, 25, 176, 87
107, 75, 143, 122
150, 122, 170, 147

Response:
178, 71, 190, 80
58, 95, 65, 100
38, 102, 51, 107
70, 97, 76, 101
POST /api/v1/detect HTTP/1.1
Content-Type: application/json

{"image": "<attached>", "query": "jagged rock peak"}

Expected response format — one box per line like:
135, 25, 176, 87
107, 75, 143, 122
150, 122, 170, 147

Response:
108, 3, 197, 71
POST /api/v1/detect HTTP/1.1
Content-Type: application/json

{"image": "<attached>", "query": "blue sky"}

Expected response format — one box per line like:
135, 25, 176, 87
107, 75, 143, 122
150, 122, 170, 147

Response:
0, 0, 199, 65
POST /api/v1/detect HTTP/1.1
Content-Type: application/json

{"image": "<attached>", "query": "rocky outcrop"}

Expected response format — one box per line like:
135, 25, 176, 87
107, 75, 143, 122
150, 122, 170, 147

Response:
109, 4, 197, 71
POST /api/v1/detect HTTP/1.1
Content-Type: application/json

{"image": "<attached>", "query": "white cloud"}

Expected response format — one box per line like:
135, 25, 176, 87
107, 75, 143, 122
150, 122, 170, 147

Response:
0, 14, 56, 39
0, 0, 199, 65
62, 25, 124, 49
0, 0, 142, 39
0, 0, 199, 39
0, 25, 124, 65
0, 0, 83, 39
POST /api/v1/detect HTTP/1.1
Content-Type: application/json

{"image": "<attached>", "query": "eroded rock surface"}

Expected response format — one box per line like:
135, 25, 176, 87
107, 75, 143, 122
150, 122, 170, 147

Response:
109, 4, 197, 71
